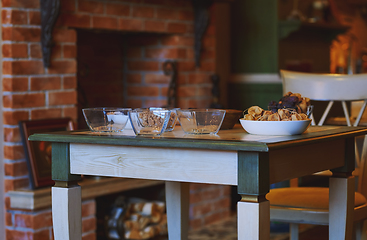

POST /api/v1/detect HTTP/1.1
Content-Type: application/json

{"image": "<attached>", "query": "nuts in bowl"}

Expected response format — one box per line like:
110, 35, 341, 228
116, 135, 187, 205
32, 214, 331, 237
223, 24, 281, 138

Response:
240, 92, 312, 135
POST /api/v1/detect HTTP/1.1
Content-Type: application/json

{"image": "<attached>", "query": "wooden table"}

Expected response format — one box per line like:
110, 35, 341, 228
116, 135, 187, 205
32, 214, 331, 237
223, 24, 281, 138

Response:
29, 125, 367, 240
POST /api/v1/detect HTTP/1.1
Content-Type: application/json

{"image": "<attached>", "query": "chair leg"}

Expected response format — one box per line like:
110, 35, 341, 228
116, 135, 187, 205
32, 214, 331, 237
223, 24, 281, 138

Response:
290, 223, 299, 240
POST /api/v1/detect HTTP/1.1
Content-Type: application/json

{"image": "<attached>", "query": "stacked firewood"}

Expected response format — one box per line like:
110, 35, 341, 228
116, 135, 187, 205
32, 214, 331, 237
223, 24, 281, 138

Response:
123, 199, 167, 239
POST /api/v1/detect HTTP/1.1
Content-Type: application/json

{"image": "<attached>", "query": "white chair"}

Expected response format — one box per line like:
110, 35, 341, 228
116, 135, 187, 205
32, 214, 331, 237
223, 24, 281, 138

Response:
267, 70, 367, 240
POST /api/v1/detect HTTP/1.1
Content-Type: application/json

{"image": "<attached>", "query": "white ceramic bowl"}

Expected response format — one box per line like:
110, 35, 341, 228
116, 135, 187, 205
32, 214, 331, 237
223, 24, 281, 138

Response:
239, 119, 311, 135
82, 107, 131, 132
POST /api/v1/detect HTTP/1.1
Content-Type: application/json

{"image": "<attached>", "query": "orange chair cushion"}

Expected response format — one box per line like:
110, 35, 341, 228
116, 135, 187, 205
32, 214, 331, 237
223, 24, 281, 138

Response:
267, 187, 367, 209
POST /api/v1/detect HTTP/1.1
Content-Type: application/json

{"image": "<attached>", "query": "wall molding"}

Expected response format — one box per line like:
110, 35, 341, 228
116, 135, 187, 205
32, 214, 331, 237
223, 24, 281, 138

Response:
230, 74, 281, 84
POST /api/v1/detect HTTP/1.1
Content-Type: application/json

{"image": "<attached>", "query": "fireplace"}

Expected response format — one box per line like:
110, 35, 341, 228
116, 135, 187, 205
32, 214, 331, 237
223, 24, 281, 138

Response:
2, 0, 232, 239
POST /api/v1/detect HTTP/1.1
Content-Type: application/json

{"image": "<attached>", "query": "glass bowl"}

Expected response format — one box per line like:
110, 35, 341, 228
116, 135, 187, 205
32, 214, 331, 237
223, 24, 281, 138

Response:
177, 109, 226, 134
128, 108, 172, 136
82, 107, 131, 132
149, 107, 180, 132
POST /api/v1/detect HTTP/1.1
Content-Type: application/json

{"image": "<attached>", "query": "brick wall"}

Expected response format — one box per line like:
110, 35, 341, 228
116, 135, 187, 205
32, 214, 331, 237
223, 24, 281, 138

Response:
2, 0, 231, 239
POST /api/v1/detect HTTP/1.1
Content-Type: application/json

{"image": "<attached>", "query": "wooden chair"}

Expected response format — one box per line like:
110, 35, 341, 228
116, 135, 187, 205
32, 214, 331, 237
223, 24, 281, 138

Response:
267, 70, 367, 240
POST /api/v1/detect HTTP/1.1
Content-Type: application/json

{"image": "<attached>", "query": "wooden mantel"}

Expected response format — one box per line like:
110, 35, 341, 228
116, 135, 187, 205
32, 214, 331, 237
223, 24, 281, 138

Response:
8, 177, 162, 210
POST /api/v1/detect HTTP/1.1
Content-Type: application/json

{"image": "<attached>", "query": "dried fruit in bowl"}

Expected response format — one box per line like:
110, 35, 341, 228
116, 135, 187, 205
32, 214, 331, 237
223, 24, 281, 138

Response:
243, 92, 311, 121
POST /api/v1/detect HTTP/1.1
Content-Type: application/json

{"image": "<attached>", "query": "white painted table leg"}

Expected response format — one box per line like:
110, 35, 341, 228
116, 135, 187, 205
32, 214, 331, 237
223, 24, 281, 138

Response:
52, 185, 82, 240
329, 176, 355, 240
238, 199, 270, 240
165, 181, 189, 240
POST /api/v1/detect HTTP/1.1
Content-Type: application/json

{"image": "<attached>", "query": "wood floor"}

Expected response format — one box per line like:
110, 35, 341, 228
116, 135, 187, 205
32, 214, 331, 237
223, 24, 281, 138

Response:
154, 215, 329, 240
187, 215, 329, 240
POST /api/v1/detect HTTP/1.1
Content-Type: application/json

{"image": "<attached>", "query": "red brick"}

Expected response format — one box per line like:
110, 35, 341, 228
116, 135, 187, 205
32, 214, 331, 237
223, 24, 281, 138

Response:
47, 60, 77, 74
2, 9, 27, 24
187, 73, 211, 84
31, 229, 52, 240
63, 76, 77, 89
63, 45, 77, 58
5, 229, 28, 240
51, 44, 62, 59
78, 0, 104, 14
132, 6, 155, 18
106, 3, 130, 16
49, 91, 77, 105
201, 49, 215, 60
5, 177, 29, 194
3, 77, 28, 92
31, 108, 62, 120
5, 212, 13, 227
29, 10, 41, 25
127, 86, 159, 97
145, 48, 186, 59
127, 61, 159, 71
145, 73, 170, 84
60, 0, 76, 12
57, 13, 91, 28
192, 202, 212, 217
2, 44, 28, 58
3, 61, 44, 75
3, 93, 45, 108
127, 47, 142, 58
199, 61, 215, 72
145, 99, 167, 107
82, 217, 96, 233
126, 73, 142, 83
82, 200, 96, 217
144, 20, 166, 32
92, 16, 118, 30
177, 86, 197, 98
2, 27, 41, 42
126, 99, 142, 108
30, 43, 42, 58
178, 9, 193, 21
167, 22, 188, 34
119, 18, 143, 31
4, 162, 28, 177
33, 212, 52, 229
53, 28, 77, 43
206, 25, 216, 36
177, 61, 196, 72
31, 76, 61, 91
177, 74, 187, 85
63, 107, 78, 121
202, 36, 216, 49
4, 145, 24, 160
3, 111, 29, 125
156, 8, 178, 20
189, 218, 203, 230
2, 0, 40, 8
197, 86, 211, 97
4, 127, 21, 142
82, 232, 97, 240
161, 35, 194, 46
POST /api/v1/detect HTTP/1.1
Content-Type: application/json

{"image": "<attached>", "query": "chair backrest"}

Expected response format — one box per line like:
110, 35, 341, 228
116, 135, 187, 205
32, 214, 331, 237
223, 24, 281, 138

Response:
280, 70, 367, 101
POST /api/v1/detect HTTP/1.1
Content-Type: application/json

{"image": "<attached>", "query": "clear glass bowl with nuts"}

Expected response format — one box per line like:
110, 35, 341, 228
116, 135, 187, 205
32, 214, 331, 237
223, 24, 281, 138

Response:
128, 108, 172, 136
149, 107, 180, 132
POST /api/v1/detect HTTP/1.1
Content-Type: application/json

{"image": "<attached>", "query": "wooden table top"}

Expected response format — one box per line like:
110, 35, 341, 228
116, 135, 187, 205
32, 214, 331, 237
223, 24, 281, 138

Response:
29, 124, 367, 152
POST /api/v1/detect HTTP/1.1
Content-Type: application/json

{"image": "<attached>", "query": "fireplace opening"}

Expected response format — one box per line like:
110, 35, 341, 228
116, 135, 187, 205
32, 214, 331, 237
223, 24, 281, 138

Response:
76, 29, 177, 130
